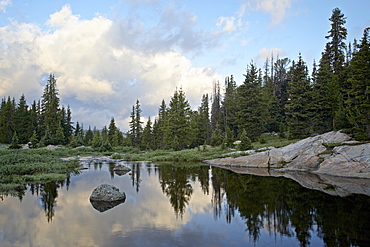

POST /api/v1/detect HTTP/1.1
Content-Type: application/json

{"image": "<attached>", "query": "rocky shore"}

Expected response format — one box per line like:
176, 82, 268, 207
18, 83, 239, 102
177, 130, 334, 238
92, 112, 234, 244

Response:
205, 131, 370, 197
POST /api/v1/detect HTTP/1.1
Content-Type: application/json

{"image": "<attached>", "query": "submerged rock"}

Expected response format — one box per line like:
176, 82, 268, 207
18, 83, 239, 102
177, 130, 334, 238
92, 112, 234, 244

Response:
113, 164, 131, 176
90, 200, 125, 213
90, 184, 126, 202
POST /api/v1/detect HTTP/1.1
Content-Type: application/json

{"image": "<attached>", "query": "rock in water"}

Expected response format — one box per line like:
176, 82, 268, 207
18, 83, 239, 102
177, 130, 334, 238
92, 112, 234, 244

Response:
113, 164, 131, 176
90, 200, 125, 213
90, 184, 126, 202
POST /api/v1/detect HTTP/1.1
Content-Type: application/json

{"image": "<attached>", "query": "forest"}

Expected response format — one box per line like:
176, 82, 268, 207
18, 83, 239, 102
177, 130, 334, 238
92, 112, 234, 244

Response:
0, 8, 369, 151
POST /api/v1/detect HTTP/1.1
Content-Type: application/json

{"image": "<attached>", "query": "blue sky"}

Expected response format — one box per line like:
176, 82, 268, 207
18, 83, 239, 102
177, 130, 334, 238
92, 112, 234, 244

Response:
0, 0, 369, 131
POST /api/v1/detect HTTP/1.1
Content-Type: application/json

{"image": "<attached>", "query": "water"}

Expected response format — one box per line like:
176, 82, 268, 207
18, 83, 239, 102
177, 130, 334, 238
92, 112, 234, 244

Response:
1, 161, 370, 247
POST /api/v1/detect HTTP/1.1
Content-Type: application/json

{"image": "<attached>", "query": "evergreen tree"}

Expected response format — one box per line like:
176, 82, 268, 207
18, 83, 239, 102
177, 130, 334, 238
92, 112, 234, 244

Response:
346, 28, 370, 140
91, 130, 103, 150
14, 94, 30, 143
9, 131, 22, 149
41, 74, 61, 142
108, 117, 118, 146
29, 100, 39, 139
310, 57, 334, 133
238, 129, 253, 151
84, 126, 94, 145
156, 100, 167, 149
164, 88, 191, 149
272, 58, 290, 116
197, 94, 211, 144
60, 105, 73, 144
101, 125, 108, 141
285, 54, 312, 138
237, 62, 265, 141
325, 8, 348, 76
29, 130, 38, 149
221, 75, 238, 139
0, 97, 16, 143
54, 122, 65, 145
128, 100, 143, 147
210, 123, 223, 146
141, 117, 153, 150
211, 81, 221, 131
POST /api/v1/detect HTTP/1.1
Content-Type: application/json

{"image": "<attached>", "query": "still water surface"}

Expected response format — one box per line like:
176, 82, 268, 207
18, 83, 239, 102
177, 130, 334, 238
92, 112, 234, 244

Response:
1, 161, 370, 247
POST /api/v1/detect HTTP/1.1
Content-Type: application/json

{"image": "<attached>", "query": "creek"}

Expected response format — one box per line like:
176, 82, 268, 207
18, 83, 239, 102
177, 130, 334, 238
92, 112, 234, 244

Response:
1, 160, 370, 247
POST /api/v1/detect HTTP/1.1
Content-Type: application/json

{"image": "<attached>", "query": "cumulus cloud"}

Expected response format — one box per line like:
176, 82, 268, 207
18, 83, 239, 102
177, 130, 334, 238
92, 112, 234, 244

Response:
0, 4, 222, 130
0, 0, 11, 13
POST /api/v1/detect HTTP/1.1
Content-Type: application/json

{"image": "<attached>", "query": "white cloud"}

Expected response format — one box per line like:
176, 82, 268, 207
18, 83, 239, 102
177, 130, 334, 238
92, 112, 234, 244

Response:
0, 4, 221, 130
250, 0, 295, 25
0, 0, 11, 13
216, 16, 237, 33
256, 47, 285, 63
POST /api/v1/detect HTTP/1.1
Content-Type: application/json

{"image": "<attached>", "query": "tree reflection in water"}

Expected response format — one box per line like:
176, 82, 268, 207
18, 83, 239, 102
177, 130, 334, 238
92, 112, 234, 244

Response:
1, 162, 370, 246
210, 167, 370, 247
40, 182, 58, 222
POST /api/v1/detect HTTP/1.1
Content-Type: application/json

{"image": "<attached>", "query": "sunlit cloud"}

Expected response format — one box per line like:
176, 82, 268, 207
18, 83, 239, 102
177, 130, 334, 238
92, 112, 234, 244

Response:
0, 4, 222, 130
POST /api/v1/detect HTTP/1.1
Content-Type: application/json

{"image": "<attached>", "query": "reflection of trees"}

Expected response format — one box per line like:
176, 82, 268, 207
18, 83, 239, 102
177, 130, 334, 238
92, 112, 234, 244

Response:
210, 167, 370, 247
157, 163, 209, 218
130, 163, 141, 193
40, 182, 59, 223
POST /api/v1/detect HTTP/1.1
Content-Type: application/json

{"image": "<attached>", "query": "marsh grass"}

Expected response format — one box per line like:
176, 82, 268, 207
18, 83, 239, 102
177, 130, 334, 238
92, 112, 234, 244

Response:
0, 150, 81, 195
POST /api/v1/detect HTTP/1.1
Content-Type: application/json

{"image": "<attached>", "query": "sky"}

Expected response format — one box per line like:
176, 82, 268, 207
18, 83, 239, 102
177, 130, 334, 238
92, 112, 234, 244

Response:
0, 0, 369, 131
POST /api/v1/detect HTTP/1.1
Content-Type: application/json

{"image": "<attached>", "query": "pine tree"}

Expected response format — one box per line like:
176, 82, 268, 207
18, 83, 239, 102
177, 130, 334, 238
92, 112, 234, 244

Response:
198, 94, 211, 144
54, 122, 65, 145
273, 58, 290, 116
164, 88, 191, 149
84, 126, 94, 145
211, 81, 221, 131
128, 100, 143, 148
346, 28, 370, 140
41, 74, 61, 142
285, 54, 312, 138
310, 56, 334, 133
14, 94, 30, 143
29, 130, 38, 149
238, 129, 253, 151
210, 123, 223, 146
91, 130, 103, 150
221, 75, 238, 139
152, 100, 167, 149
141, 117, 153, 150
0, 97, 16, 143
237, 62, 265, 141
108, 117, 118, 146
9, 131, 22, 149
325, 8, 347, 76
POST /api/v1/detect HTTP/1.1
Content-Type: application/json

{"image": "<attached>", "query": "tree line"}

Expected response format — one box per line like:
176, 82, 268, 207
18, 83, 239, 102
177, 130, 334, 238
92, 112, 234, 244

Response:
1, 8, 369, 150
127, 8, 370, 149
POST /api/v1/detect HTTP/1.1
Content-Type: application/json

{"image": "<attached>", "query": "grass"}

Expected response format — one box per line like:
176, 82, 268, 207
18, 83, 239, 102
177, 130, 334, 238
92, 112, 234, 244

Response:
0, 149, 82, 196
124, 135, 299, 162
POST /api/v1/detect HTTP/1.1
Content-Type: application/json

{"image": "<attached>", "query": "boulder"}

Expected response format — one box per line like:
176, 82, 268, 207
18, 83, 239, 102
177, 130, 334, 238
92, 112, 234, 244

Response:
90, 200, 125, 213
89, 184, 126, 202
268, 131, 351, 165
315, 143, 370, 178
113, 164, 131, 176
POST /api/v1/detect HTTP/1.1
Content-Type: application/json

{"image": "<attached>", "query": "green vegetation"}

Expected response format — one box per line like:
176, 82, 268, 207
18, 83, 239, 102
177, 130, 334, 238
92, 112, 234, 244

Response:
0, 149, 83, 196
